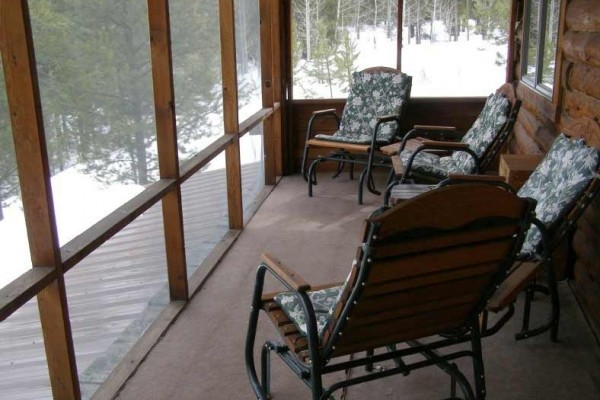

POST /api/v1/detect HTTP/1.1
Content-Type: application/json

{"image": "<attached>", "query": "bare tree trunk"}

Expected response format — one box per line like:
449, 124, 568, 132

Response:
406, 0, 411, 45
466, 0, 470, 41
355, 0, 362, 39
306, 0, 311, 61
335, 0, 342, 41
374, 0, 378, 27
416, 1, 421, 44
431, 0, 437, 43
387, 0, 393, 38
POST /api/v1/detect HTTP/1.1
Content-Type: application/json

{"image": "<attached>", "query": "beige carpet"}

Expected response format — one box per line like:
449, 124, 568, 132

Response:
116, 174, 600, 400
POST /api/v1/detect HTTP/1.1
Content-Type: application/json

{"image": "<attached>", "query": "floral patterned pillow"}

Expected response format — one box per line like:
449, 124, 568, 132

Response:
518, 134, 599, 255
273, 266, 357, 338
452, 93, 510, 172
333, 70, 411, 144
273, 286, 343, 337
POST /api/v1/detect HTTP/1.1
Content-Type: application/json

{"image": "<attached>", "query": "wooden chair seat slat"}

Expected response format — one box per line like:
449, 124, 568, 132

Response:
361, 263, 499, 298
340, 303, 474, 345
373, 185, 527, 238
352, 278, 490, 317
368, 240, 514, 284
332, 320, 462, 358
347, 294, 480, 328
372, 225, 518, 259
306, 138, 371, 153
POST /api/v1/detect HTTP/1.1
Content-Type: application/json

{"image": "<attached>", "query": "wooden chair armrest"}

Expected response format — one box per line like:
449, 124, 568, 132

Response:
420, 140, 470, 149
447, 174, 507, 182
261, 253, 311, 292
377, 114, 400, 123
311, 108, 338, 117
414, 125, 456, 131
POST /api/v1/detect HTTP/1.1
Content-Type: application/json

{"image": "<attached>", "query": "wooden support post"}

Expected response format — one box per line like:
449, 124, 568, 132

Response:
0, 1, 80, 398
271, 0, 284, 177
219, 0, 243, 229
260, 0, 276, 186
397, 0, 404, 70
147, 0, 188, 301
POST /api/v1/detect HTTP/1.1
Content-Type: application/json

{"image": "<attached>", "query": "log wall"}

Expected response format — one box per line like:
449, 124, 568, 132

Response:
562, 0, 600, 341
509, 0, 600, 340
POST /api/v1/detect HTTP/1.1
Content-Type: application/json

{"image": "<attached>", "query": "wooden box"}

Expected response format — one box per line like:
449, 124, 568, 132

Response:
499, 154, 544, 191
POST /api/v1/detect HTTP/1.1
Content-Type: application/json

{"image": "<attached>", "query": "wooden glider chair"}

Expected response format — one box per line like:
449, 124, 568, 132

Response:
383, 83, 520, 203
301, 67, 412, 204
437, 118, 600, 342
245, 184, 536, 400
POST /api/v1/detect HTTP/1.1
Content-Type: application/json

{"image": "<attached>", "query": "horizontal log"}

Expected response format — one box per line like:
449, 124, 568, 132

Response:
563, 30, 600, 68
512, 122, 546, 154
562, 89, 600, 121
566, 0, 600, 32
565, 62, 600, 101
573, 220, 600, 265
572, 268, 600, 341
516, 83, 557, 121
516, 106, 556, 150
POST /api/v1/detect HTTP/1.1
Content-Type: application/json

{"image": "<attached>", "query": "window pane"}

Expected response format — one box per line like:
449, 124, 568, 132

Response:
65, 203, 168, 399
29, 1, 155, 246
541, 0, 560, 89
402, 0, 510, 97
182, 152, 229, 274
292, 0, 398, 99
0, 299, 52, 399
241, 125, 265, 223
171, 0, 225, 163
525, 0, 541, 79
236, 0, 263, 121
0, 60, 33, 288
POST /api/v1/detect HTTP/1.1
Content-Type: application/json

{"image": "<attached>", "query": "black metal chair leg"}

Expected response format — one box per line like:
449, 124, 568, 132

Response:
261, 343, 273, 399
358, 168, 367, 205
471, 323, 486, 400
308, 159, 321, 197
301, 145, 311, 182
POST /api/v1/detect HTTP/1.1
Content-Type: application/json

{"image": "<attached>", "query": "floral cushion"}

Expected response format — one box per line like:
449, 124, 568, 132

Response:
315, 70, 412, 145
518, 134, 599, 255
452, 93, 510, 172
274, 286, 343, 337
399, 148, 474, 180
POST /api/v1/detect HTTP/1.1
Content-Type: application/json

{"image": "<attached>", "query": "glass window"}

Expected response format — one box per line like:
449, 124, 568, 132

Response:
0, 299, 52, 399
29, 1, 155, 246
292, 0, 398, 99
171, 0, 225, 164
182, 151, 229, 274
236, 0, 263, 121
240, 125, 265, 223
0, 60, 33, 288
522, 0, 560, 97
65, 202, 169, 399
402, 0, 510, 97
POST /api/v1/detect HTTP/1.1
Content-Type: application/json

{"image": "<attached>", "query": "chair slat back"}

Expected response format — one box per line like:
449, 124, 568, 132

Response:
323, 184, 534, 358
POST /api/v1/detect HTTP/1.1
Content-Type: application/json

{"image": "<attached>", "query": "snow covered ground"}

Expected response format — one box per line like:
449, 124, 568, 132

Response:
294, 25, 508, 99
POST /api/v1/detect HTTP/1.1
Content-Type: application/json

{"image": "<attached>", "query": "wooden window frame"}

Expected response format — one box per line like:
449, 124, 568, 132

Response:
521, 0, 561, 100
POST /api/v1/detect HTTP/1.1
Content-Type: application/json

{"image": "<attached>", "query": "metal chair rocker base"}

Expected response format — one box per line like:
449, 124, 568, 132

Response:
306, 151, 393, 205
247, 325, 488, 400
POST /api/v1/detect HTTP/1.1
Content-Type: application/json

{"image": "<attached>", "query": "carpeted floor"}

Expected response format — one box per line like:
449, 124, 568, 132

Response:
115, 174, 600, 400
